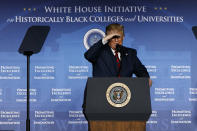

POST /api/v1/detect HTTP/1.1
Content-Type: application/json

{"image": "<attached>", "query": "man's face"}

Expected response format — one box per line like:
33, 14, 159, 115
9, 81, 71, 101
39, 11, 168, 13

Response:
108, 30, 124, 50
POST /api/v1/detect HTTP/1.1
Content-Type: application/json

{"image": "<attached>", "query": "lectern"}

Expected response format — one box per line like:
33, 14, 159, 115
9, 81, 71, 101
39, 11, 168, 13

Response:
83, 77, 152, 131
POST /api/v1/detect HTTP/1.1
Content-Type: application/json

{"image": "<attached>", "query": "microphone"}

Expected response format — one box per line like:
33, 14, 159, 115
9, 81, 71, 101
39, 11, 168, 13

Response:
116, 44, 122, 52
192, 26, 197, 40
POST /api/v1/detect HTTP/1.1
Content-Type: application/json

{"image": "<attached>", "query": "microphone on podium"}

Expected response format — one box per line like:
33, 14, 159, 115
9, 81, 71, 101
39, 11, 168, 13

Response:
116, 44, 122, 52
192, 26, 197, 40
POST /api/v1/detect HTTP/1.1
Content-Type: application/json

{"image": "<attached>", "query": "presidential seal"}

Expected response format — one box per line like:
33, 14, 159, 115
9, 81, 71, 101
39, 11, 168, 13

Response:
83, 29, 105, 50
106, 82, 131, 108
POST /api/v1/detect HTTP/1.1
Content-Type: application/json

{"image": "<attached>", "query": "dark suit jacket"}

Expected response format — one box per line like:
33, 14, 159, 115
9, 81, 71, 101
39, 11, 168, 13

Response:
84, 40, 149, 78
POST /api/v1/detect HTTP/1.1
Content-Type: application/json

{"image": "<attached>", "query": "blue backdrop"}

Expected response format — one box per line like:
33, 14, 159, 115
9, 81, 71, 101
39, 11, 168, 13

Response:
0, 0, 197, 131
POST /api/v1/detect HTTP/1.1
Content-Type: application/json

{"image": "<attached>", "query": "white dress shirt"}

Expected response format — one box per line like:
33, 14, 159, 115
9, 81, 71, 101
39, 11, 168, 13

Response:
111, 48, 121, 60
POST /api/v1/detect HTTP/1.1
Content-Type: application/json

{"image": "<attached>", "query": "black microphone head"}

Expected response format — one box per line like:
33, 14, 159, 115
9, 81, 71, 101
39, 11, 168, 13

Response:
192, 26, 197, 40
116, 44, 122, 52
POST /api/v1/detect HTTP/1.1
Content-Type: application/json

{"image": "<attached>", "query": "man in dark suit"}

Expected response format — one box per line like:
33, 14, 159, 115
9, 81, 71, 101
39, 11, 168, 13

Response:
84, 23, 152, 86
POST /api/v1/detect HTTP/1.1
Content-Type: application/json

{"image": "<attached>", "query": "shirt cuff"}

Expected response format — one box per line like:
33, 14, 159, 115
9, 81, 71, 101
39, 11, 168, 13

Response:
102, 38, 108, 45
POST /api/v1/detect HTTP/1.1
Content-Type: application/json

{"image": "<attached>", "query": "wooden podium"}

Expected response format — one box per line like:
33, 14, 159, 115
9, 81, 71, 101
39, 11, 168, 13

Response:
89, 121, 146, 131
83, 77, 152, 131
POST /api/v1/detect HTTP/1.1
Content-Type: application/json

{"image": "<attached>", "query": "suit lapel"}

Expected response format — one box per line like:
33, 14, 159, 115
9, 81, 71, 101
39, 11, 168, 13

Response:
104, 45, 119, 76
119, 48, 129, 76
